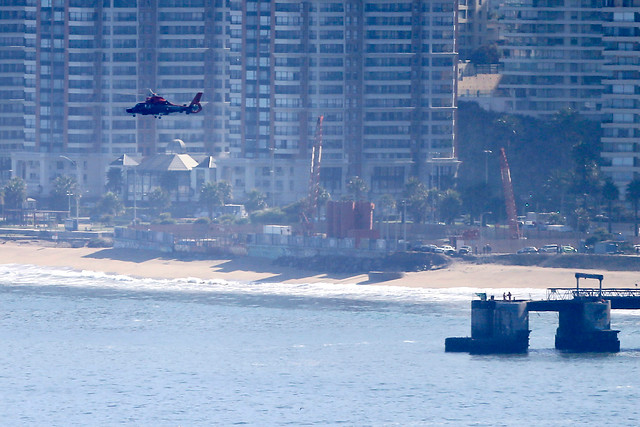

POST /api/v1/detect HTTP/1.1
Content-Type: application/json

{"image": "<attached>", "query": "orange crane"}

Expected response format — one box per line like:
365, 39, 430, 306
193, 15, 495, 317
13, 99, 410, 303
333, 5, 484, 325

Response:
302, 116, 323, 233
499, 147, 521, 239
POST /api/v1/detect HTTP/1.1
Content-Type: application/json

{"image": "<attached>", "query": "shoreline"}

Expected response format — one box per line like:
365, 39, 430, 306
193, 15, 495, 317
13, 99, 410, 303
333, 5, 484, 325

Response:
2, 240, 640, 290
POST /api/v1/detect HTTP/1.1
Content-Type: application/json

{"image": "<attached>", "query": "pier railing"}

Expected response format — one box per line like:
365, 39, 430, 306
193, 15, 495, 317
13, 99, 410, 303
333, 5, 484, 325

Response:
547, 287, 640, 301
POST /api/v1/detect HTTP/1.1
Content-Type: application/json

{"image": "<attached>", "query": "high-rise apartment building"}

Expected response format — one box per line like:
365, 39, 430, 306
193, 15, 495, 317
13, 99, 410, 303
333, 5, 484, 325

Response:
0, 0, 228, 198
496, 0, 640, 192
498, 0, 607, 119
0, 0, 458, 203
457, 0, 493, 60
600, 1, 640, 190
227, 0, 459, 201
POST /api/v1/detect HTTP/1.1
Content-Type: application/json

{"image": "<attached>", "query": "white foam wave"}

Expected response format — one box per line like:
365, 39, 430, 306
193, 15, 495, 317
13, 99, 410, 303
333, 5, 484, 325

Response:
0, 263, 548, 304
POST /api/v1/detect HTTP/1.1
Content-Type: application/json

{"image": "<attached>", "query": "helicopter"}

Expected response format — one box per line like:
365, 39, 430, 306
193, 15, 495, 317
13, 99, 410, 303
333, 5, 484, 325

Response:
126, 90, 203, 118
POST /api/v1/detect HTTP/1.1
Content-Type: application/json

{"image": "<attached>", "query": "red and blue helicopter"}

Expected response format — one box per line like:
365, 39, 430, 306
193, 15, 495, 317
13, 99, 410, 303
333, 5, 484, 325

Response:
127, 90, 203, 118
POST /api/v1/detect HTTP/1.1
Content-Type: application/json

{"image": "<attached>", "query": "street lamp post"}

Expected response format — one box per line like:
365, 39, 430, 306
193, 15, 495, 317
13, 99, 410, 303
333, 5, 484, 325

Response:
59, 156, 80, 222
403, 200, 407, 243
483, 150, 492, 185
134, 168, 137, 223
269, 147, 275, 208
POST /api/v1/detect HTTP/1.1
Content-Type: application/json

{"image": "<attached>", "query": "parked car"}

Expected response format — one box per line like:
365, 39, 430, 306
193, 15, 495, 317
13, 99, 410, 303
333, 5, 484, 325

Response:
560, 245, 577, 253
517, 246, 538, 254
440, 245, 456, 255
458, 245, 472, 255
540, 244, 560, 253
416, 244, 438, 253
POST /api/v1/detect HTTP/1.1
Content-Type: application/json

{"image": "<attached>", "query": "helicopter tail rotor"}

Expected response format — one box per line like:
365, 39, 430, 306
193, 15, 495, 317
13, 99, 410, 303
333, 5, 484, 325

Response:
186, 92, 203, 114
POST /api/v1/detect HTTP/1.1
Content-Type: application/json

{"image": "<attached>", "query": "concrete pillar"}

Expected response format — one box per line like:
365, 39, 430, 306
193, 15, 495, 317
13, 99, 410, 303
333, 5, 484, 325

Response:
446, 300, 529, 353
555, 300, 620, 352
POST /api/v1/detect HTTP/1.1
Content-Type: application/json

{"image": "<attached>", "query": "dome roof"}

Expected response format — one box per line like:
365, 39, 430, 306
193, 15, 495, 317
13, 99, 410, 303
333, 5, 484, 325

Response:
166, 139, 187, 154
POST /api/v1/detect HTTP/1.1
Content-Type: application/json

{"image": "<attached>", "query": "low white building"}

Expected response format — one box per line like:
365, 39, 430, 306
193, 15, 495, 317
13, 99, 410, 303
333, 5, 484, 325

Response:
11, 138, 315, 208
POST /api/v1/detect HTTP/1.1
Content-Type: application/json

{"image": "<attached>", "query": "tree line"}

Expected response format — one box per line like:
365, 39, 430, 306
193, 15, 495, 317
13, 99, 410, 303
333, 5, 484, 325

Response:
5, 102, 640, 235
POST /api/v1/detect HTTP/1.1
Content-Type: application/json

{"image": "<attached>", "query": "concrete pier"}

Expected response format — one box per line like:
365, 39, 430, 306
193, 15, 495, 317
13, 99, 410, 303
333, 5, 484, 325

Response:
554, 300, 620, 352
445, 299, 529, 354
447, 273, 627, 354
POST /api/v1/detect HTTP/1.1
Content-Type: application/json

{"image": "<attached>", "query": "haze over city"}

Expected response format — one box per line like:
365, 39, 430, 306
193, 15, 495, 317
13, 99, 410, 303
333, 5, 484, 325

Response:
2, 1, 640, 425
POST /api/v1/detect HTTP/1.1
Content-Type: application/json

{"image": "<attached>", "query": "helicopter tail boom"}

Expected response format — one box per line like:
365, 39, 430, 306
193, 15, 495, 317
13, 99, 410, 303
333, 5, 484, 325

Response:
187, 92, 203, 114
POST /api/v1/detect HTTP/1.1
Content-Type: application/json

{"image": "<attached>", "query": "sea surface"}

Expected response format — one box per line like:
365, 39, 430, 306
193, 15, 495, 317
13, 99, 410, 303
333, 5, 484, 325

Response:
1, 264, 640, 426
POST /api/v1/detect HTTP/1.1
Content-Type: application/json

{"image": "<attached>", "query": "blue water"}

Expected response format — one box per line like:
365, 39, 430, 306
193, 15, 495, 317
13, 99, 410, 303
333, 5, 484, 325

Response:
1, 265, 639, 426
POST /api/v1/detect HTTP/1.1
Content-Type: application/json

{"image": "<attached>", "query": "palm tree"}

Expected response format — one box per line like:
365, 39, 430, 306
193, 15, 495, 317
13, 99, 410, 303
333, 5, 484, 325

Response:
402, 177, 438, 223
50, 175, 79, 211
626, 178, 640, 237
346, 176, 368, 201
147, 188, 171, 215
106, 167, 123, 194
97, 192, 123, 216
215, 181, 233, 204
438, 189, 463, 225
601, 179, 619, 234
377, 194, 396, 239
3, 177, 26, 210
244, 189, 267, 212
199, 182, 225, 219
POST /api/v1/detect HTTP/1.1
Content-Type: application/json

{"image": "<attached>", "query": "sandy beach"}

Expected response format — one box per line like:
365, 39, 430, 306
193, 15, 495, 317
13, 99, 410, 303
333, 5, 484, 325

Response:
1, 240, 639, 289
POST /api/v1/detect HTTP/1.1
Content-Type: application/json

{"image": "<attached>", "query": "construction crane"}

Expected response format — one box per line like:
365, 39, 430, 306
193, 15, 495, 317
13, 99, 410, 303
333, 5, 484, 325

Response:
499, 147, 521, 239
302, 115, 323, 233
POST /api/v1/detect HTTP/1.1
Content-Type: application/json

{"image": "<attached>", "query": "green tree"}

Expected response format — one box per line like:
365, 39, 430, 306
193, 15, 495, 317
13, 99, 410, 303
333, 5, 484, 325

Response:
3, 177, 26, 210
542, 169, 572, 214
626, 178, 640, 237
346, 176, 368, 201
106, 167, 123, 194
377, 194, 396, 218
244, 189, 267, 212
249, 207, 286, 224
438, 189, 462, 225
50, 175, 79, 211
572, 207, 591, 233
96, 192, 123, 216
459, 183, 489, 225
570, 139, 602, 211
402, 178, 438, 223
199, 182, 225, 218
217, 181, 233, 204
468, 44, 499, 64
147, 188, 171, 215
456, 103, 601, 216
601, 178, 619, 234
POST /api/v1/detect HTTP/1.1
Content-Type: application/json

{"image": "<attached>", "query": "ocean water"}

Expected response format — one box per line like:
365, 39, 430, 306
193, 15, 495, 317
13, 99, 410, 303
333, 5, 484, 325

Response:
1, 264, 640, 426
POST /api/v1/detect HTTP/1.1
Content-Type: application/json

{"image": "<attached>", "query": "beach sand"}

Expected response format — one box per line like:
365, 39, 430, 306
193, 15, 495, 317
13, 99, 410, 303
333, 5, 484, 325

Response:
1, 240, 639, 290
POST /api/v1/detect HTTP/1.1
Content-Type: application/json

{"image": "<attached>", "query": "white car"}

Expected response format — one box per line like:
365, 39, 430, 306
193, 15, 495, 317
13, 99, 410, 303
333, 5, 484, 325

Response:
540, 244, 559, 253
458, 245, 472, 255
440, 245, 456, 255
